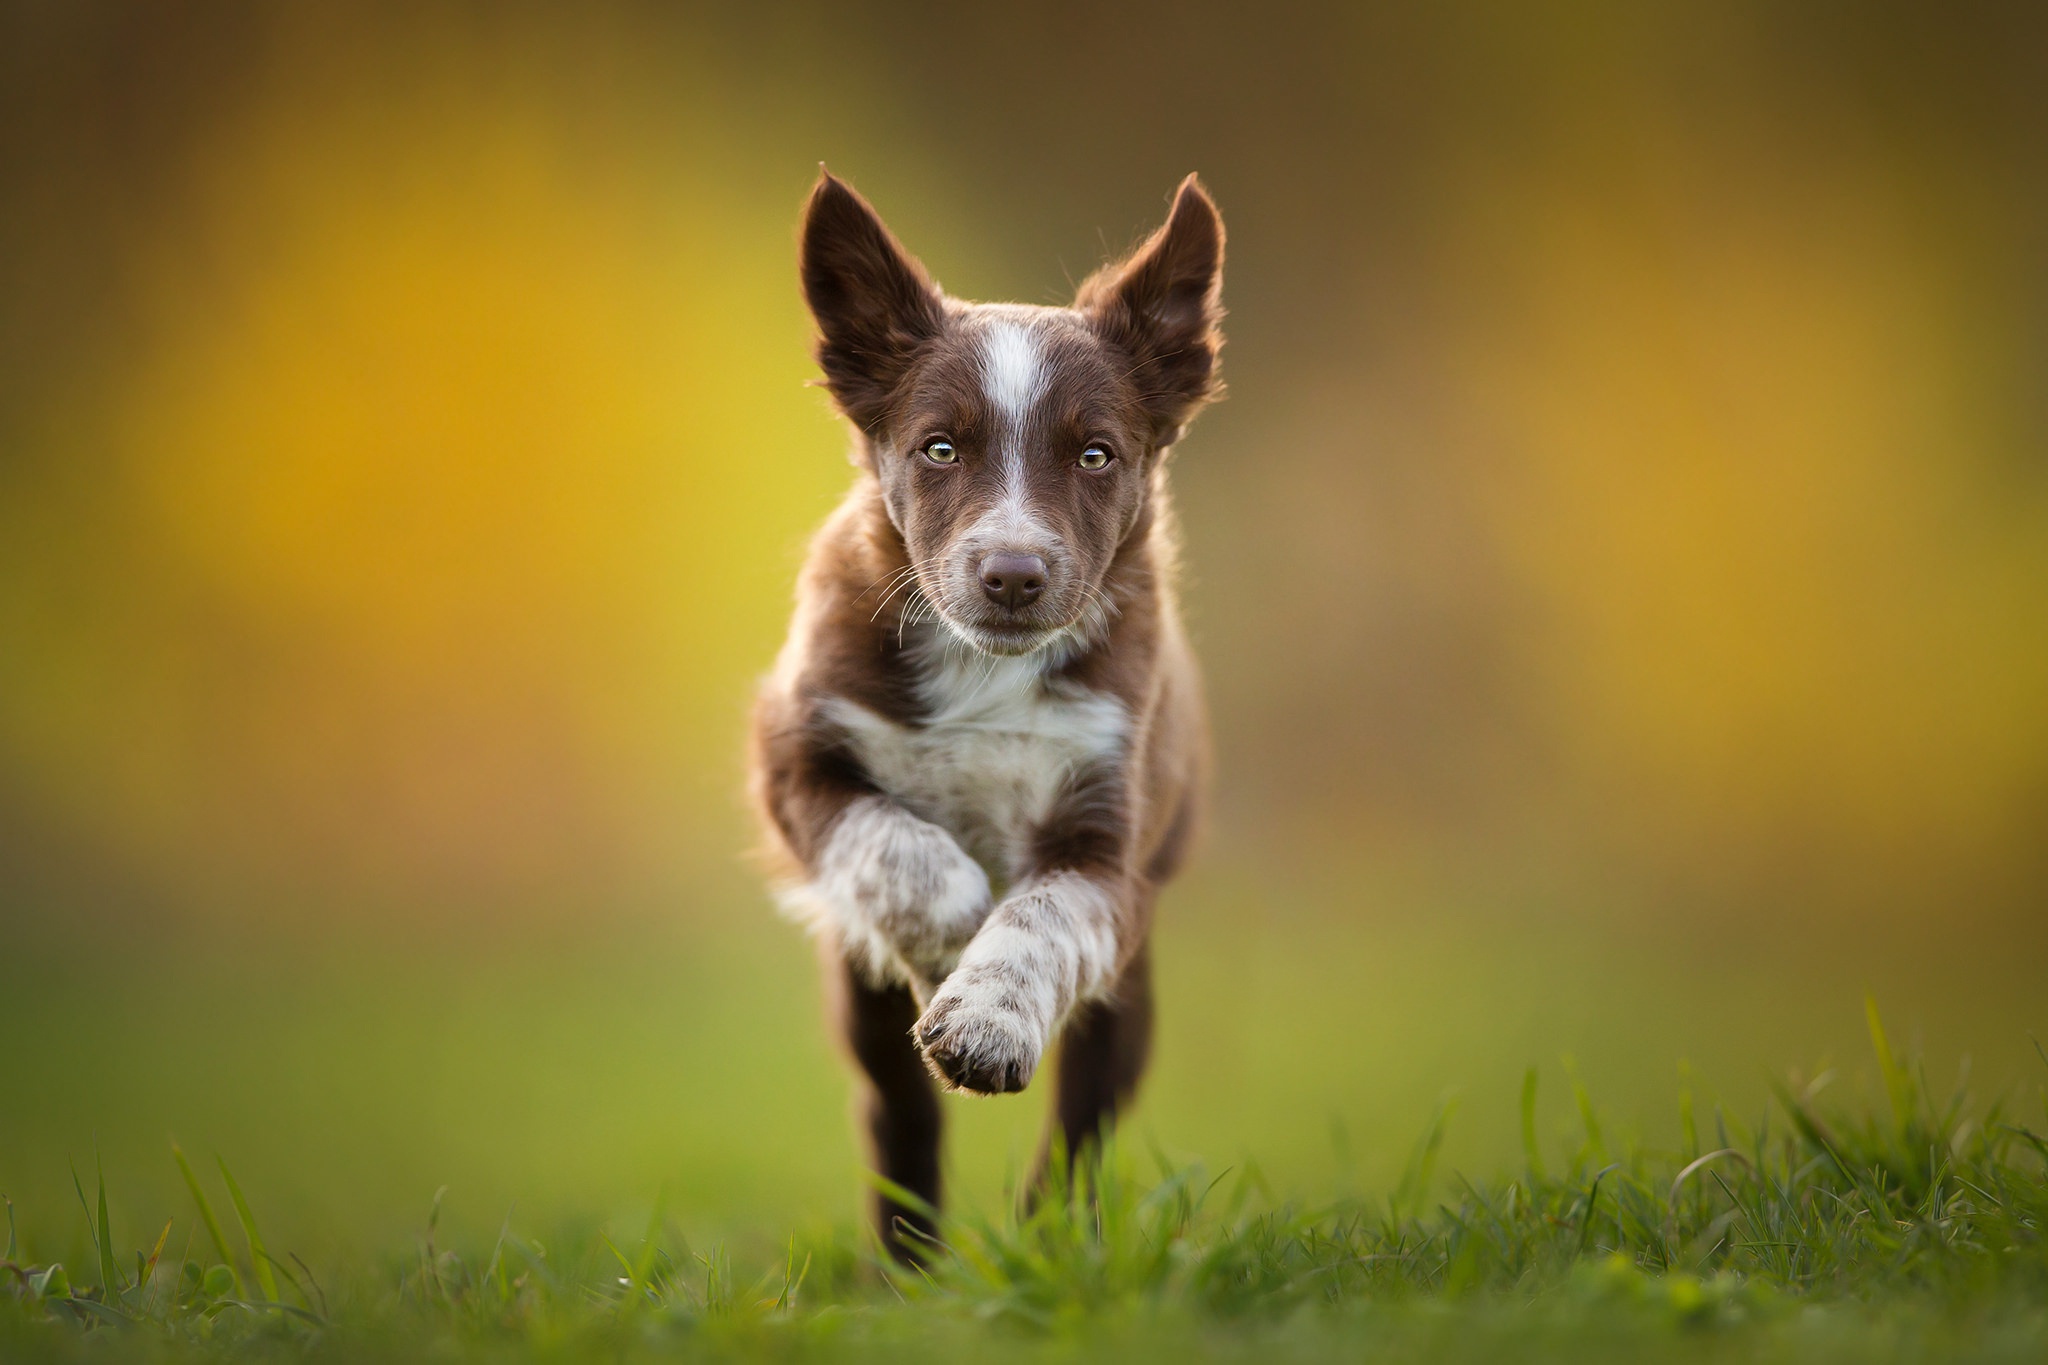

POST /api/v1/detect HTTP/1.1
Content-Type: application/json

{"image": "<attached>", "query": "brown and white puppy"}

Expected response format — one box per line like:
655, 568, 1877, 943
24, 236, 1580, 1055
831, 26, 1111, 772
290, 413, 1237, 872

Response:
750, 170, 1220, 1259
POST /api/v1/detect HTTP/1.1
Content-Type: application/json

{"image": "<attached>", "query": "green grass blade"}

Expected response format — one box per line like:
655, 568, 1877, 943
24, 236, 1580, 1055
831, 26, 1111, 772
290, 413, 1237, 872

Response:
67, 1294, 136, 1326
862, 1170, 941, 1224
1563, 1056, 1606, 1162
95, 1155, 119, 1296
70, 1162, 112, 1293
1866, 994, 1914, 1133
1577, 1164, 1619, 1256
217, 1157, 279, 1302
774, 1235, 811, 1311
600, 1232, 636, 1281
171, 1141, 239, 1292
139, 1218, 172, 1295
1520, 1067, 1546, 1178
1771, 1079, 1855, 1184
259, 1248, 314, 1314
289, 1252, 330, 1320
482, 1207, 515, 1303
609, 1186, 671, 1315
1678, 1060, 1700, 1159
629, 1185, 668, 1295
1395, 1096, 1456, 1218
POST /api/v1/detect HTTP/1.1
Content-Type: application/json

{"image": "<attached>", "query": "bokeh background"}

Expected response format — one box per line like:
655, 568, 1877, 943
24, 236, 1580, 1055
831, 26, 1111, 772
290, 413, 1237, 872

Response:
3, 1, 2045, 1260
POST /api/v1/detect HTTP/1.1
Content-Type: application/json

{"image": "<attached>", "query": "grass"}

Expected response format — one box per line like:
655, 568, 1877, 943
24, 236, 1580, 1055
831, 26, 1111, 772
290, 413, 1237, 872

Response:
8, 878, 2041, 1254
5, 1002, 2045, 1362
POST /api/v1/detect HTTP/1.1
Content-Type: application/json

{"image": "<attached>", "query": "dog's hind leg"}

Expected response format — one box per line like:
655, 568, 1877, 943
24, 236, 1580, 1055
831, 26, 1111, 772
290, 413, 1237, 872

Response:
1033, 937, 1154, 1193
830, 952, 944, 1264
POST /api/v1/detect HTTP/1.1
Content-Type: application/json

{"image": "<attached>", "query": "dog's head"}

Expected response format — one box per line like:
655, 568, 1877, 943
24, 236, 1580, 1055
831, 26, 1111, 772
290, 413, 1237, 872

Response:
800, 171, 1225, 656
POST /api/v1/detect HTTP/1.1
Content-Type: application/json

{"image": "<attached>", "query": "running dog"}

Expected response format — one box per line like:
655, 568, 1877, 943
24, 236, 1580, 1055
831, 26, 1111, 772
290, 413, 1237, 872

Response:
751, 169, 1222, 1259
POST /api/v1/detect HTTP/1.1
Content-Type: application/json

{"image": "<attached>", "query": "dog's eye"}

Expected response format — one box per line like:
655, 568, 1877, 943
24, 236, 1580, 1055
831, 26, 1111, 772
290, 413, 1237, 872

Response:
1078, 444, 1113, 471
921, 440, 958, 465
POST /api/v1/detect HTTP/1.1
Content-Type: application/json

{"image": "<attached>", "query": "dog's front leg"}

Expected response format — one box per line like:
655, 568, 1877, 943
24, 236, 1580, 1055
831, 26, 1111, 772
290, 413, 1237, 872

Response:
809, 794, 993, 993
913, 870, 1123, 1094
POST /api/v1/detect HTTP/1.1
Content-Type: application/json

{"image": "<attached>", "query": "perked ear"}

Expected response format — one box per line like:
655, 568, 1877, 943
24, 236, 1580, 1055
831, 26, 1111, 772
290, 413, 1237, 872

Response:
800, 169, 945, 432
1076, 175, 1226, 446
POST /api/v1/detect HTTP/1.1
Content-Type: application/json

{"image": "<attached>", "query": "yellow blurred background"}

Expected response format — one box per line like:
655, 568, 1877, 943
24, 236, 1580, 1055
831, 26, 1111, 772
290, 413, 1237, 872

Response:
2, 2, 2044, 1256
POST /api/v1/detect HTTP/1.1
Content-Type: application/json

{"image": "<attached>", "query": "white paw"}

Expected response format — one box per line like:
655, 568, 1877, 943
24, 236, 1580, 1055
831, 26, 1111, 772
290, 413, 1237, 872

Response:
809, 797, 991, 984
913, 967, 1047, 1094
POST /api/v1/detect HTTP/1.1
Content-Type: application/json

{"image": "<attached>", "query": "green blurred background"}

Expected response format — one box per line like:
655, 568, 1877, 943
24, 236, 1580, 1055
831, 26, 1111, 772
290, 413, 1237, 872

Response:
3, 2, 2045, 1263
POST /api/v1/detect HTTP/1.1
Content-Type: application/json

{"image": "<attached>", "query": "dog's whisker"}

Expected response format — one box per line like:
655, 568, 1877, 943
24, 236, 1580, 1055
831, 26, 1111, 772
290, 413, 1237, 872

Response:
867, 557, 951, 624
856, 554, 947, 608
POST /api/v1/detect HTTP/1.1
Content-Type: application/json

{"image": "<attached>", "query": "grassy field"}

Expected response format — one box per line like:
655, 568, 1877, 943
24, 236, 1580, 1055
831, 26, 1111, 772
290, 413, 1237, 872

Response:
4, 873, 2046, 1360
4, 995, 2045, 1362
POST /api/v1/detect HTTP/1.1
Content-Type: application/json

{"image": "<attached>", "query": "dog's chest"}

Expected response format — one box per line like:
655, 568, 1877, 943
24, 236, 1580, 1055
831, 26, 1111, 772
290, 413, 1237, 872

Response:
824, 655, 1127, 881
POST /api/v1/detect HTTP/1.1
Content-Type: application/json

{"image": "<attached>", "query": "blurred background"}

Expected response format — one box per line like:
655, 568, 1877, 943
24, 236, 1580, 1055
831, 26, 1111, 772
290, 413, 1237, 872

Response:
3, 1, 2044, 1260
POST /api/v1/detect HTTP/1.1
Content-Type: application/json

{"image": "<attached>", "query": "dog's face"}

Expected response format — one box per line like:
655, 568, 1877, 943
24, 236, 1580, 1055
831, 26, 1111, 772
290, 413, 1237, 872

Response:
800, 173, 1224, 656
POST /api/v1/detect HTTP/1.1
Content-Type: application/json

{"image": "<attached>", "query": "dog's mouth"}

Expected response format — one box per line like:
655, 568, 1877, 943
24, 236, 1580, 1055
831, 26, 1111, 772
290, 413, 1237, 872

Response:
941, 615, 1072, 657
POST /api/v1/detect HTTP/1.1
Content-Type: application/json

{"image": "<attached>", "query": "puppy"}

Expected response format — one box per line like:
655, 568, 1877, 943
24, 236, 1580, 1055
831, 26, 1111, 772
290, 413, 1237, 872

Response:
750, 170, 1221, 1259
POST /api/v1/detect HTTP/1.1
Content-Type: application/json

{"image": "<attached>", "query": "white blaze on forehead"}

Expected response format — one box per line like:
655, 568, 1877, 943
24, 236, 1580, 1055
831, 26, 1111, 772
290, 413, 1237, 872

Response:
978, 320, 1046, 426
975, 319, 1052, 539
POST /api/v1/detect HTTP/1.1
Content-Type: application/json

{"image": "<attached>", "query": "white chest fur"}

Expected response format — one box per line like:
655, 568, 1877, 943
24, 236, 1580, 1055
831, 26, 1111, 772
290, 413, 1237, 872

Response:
821, 648, 1128, 886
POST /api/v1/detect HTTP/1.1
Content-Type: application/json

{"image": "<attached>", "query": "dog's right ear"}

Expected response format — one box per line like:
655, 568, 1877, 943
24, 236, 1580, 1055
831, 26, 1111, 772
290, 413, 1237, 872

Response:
800, 170, 944, 432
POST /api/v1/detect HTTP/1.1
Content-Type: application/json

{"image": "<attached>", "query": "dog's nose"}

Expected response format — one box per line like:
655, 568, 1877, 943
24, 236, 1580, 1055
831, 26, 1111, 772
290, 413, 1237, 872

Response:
978, 553, 1047, 609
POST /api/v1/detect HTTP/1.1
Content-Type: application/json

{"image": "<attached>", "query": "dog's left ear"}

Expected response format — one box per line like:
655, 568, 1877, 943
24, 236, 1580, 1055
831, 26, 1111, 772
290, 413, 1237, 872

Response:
1077, 175, 1225, 446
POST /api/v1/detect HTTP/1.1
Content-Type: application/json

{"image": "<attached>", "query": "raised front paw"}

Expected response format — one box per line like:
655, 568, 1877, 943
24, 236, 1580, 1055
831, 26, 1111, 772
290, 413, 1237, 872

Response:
810, 797, 992, 985
913, 970, 1045, 1095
